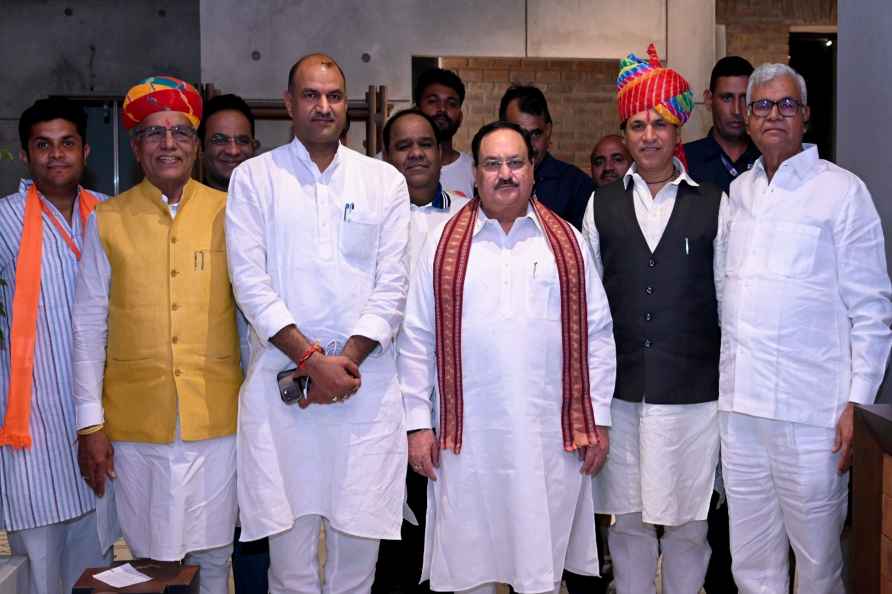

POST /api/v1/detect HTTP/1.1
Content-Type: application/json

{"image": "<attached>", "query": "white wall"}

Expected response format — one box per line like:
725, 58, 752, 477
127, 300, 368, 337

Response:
837, 1, 892, 401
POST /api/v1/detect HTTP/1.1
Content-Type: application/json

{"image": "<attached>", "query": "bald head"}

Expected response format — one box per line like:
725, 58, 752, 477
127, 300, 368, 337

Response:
287, 53, 346, 92
284, 52, 348, 153
590, 134, 631, 186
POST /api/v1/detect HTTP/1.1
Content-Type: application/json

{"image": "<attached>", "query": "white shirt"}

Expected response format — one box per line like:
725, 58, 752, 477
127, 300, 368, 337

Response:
226, 137, 410, 541
398, 205, 615, 591
439, 151, 475, 200
408, 188, 468, 274
582, 158, 728, 303
719, 145, 892, 428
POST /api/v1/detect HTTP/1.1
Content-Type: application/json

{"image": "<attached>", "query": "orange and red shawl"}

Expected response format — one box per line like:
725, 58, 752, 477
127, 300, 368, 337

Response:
0, 185, 99, 449
433, 197, 597, 454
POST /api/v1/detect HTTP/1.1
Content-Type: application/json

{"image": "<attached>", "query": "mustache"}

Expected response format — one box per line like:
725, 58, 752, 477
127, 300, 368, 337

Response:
495, 179, 518, 189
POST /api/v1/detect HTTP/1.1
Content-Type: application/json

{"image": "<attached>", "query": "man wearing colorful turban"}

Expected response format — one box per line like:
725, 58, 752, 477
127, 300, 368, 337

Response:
582, 44, 728, 594
73, 75, 243, 594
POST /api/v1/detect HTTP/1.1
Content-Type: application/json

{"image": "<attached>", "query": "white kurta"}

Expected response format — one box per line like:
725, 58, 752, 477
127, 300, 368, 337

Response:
73, 196, 236, 561
399, 206, 616, 593
408, 189, 469, 273
226, 138, 410, 542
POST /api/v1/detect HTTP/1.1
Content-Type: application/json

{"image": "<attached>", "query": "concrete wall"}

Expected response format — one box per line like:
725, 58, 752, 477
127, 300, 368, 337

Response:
837, 1, 892, 402
0, 0, 201, 194
201, 0, 713, 148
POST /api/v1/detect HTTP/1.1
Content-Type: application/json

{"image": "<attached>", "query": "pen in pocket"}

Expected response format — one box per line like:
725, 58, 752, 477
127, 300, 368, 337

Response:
684, 237, 690, 256
343, 202, 354, 221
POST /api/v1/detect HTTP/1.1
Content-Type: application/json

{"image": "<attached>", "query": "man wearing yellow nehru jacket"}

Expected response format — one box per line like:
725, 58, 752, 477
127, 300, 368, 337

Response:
71, 76, 242, 594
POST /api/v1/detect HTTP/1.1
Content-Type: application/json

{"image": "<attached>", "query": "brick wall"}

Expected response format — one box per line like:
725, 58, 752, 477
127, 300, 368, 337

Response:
717, 0, 837, 65
440, 57, 620, 174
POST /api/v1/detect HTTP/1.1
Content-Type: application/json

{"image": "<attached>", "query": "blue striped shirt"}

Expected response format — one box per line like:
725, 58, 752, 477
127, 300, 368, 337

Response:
0, 179, 108, 531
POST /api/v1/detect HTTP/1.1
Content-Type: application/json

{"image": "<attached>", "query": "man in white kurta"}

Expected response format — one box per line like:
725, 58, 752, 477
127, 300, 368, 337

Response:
375, 108, 469, 594
719, 63, 892, 593
226, 54, 410, 594
398, 121, 615, 594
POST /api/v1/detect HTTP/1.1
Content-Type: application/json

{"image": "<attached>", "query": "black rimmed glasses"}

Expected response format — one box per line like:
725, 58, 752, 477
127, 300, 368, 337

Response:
748, 97, 805, 118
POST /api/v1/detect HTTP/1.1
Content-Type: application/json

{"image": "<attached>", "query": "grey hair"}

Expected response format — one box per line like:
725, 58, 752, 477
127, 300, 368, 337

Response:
746, 63, 808, 106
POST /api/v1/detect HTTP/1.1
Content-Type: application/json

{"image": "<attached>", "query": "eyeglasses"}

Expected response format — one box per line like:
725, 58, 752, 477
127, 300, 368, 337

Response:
479, 157, 528, 172
208, 133, 255, 147
748, 97, 805, 118
134, 125, 197, 144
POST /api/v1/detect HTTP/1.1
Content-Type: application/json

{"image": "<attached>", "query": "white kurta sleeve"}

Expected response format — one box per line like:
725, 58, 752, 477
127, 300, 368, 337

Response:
832, 177, 892, 405
351, 174, 410, 352
397, 231, 439, 431
580, 191, 604, 278
713, 192, 730, 313
579, 230, 615, 426
72, 214, 111, 430
225, 165, 297, 345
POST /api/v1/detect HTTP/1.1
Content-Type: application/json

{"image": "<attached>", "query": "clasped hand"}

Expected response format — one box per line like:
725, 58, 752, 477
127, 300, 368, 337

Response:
294, 352, 361, 409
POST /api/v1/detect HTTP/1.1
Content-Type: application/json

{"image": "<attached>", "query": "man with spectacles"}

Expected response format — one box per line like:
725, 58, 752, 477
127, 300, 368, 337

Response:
73, 75, 242, 594
197, 93, 268, 593
718, 62, 892, 594
582, 45, 726, 594
399, 120, 614, 594
198, 94, 259, 192
499, 85, 593, 230
684, 57, 761, 195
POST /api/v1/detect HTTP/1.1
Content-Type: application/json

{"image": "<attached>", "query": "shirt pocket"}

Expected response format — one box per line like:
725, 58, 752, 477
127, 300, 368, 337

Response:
766, 222, 821, 279
339, 212, 380, 272
725, 219, 751, 274
526, 259, 561, 321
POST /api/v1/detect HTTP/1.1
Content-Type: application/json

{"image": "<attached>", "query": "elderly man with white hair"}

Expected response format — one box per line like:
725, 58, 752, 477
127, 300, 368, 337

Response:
719, 62, 892, 593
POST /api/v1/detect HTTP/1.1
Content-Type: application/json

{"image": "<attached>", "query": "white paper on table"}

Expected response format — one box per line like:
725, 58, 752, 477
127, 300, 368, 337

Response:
93, 563, 153, 588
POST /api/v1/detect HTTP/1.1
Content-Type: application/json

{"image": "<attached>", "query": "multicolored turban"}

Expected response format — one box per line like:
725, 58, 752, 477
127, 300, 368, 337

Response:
616, 44, 694, 126
122, 75, 202, 130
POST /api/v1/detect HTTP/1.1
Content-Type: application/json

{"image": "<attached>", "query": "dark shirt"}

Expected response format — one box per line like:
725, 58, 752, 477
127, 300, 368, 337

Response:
684, 128, 761, 194
534, 153, 594, 230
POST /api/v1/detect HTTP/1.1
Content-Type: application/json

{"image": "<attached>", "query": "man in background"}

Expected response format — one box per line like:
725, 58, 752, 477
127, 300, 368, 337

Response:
415, 68, 475, 199
500, 84, 593, 229
590, 134, 631, 188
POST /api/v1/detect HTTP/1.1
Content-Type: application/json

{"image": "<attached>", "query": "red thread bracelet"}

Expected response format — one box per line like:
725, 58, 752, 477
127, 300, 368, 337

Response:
298, 342, 324, 369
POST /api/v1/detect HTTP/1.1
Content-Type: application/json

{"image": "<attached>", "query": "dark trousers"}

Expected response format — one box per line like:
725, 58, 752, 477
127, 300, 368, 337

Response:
563, 517, 610, 594
704, 492, 737, 593
232, 526, 270, 594
372, 468, 433, 594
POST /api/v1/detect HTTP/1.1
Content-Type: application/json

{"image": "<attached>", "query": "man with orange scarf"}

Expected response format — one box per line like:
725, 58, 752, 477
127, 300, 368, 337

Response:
397, 121, 615, 594
72, 76, 243, 594
0, 97, 114, 594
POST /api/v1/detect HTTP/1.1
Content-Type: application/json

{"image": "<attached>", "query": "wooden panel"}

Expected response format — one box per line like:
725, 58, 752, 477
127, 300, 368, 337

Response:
884, 454, 892, 495
886, 495, 892, 539
853, 405, 892, 594
884, 536, 892, 577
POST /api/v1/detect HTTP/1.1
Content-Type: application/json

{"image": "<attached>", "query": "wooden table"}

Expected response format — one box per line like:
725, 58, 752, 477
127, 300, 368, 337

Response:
72, 560, 198, 594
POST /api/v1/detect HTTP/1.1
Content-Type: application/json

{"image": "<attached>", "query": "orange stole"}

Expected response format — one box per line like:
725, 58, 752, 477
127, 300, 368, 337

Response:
0, 185, 99, 449
433, 197, 597, 454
